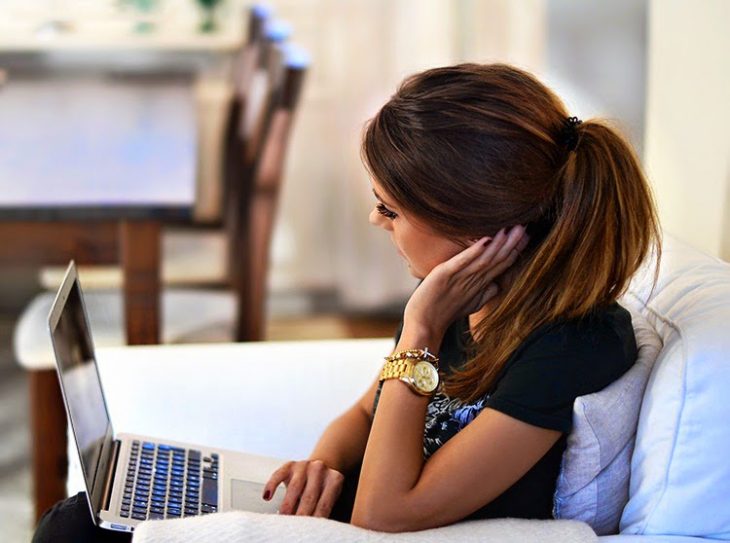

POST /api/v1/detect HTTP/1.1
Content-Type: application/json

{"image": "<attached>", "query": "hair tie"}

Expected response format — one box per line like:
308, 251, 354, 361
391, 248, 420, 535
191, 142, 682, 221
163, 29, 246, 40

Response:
560, 116, 583, 152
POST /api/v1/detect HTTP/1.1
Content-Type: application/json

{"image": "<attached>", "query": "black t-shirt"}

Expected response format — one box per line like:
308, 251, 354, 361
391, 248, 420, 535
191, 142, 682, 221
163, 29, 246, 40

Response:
372, 302, 637, 520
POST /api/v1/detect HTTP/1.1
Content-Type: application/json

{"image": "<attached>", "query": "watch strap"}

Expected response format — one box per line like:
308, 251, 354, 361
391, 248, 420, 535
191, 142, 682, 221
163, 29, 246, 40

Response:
379, 359, 413, 382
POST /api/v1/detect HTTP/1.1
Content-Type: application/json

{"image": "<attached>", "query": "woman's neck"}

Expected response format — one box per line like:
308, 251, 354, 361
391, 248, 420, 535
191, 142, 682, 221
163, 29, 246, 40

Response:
468, 267, 519, 333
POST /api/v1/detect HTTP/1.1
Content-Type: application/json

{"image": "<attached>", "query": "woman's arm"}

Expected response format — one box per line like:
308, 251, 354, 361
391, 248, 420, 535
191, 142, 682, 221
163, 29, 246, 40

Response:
351, 226, 556, 531
353, 350, 561, 531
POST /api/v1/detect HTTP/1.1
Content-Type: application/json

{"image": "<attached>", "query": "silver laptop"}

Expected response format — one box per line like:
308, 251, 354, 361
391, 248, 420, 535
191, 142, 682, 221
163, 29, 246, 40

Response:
48, 261, 285, 533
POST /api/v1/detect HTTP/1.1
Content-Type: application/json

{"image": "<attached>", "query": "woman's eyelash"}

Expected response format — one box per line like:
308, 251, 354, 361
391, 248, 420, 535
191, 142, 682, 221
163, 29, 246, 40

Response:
376, 202, 398, 220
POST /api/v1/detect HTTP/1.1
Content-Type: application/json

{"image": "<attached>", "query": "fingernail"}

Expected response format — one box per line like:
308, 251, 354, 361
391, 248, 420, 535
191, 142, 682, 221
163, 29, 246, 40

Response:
263, 490, 271, 500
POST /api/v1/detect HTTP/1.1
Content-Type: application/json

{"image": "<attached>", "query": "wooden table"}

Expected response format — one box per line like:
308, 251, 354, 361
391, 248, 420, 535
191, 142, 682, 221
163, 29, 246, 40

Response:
0, 75, 197, 519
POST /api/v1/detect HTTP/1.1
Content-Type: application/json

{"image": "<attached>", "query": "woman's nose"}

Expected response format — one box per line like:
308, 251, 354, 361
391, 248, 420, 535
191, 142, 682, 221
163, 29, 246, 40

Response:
368, 208, 381, 226
369, 209, 393, 231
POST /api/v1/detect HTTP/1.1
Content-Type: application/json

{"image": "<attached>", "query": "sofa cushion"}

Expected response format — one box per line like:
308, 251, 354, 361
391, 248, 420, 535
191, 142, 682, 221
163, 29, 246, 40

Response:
619, 234, 730, 538
553, 310, 662, 535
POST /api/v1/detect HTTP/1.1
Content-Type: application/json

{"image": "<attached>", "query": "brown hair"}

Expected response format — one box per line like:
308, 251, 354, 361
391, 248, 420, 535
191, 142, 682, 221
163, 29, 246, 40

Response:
362, 63, 661, 402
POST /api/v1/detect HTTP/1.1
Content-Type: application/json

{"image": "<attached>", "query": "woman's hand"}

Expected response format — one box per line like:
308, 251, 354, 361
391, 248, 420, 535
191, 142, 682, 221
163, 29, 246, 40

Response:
262, 459, 345, 517
403, 225, 529, 339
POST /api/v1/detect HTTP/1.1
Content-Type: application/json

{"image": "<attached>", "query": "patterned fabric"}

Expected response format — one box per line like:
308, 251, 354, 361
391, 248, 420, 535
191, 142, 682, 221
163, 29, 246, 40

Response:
423, 393, 486, 459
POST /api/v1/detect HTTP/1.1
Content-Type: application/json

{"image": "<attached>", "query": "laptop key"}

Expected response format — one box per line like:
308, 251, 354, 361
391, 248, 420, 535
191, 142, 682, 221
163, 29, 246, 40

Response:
202, 478, 218, 507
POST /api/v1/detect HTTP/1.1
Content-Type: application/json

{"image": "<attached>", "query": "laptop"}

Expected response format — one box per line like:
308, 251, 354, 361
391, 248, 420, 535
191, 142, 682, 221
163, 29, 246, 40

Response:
48, 261, 285, 533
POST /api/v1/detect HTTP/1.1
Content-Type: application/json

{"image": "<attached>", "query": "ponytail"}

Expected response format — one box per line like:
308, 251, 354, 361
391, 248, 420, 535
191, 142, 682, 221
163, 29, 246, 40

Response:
444, 120, 661, 402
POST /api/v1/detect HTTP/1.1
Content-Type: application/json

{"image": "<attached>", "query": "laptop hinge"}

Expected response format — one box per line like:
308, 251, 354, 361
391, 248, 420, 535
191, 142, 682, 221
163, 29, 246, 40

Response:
101, 439, 122, 512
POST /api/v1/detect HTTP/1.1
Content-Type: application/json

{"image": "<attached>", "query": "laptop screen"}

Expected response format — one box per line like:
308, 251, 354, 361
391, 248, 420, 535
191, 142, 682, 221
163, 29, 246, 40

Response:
49, 264, 114, 511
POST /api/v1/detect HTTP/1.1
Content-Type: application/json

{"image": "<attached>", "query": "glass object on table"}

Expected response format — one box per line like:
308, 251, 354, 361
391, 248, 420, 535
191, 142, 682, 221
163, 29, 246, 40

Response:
118, 0, 163, 34
196, 0, 223, 33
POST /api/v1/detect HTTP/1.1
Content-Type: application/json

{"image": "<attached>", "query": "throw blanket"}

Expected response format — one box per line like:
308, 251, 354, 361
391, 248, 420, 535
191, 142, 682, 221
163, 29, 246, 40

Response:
133, 512, 596, 543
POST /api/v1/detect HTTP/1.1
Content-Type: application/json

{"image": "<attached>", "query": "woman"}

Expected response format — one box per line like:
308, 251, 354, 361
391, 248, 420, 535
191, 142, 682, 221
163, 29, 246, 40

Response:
33, 62, 659, 540
260, 63, 660, 531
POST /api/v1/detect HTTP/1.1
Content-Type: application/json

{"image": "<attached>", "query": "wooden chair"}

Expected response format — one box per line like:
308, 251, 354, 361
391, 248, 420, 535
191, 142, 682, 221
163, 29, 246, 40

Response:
234, 46, 308, 340
13, 45, 308, 520
15, 45, 308, 361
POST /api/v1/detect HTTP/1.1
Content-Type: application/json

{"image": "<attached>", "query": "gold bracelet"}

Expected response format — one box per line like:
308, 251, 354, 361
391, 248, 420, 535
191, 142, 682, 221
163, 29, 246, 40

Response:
385, 347, 439, 369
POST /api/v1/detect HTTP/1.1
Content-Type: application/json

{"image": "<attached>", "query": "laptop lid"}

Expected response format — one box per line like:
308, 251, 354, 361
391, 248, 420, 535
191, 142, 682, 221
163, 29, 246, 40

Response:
48, 261, 116, 521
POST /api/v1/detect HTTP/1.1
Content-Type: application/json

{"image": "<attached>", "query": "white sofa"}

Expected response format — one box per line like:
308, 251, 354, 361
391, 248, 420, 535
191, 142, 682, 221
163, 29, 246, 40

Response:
71, 234, 730, 541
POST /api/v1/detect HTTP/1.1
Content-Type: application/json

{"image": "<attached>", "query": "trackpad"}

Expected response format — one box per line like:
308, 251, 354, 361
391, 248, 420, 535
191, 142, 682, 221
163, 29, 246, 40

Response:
231, 479, 283, 514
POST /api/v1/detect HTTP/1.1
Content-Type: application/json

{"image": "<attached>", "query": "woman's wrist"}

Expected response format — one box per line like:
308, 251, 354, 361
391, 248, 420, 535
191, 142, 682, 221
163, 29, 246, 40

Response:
395, 323, 444, 356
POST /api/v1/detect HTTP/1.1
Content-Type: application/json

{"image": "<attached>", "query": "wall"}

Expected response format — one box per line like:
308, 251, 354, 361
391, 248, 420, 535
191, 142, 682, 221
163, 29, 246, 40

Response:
546, 0, 647, 154
263, 0, 546, 309
644, 0, 730, 259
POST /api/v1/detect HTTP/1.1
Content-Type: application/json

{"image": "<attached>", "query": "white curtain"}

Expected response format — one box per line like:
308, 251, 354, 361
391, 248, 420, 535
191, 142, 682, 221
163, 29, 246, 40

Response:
262, 0, 548, 309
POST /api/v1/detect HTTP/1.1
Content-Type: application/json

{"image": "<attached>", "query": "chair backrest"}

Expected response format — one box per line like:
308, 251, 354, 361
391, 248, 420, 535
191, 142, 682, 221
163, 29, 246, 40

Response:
232, 46, 309, 341
222, 18, 290, 251
220, 6, 276, 228
239, 20, 292, 164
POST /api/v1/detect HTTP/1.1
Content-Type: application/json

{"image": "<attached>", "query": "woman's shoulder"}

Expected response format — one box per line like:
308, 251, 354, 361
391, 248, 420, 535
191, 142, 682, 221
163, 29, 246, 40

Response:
522, 302, 634, 357
497, 302, 637, 397
483, 302, 637, 432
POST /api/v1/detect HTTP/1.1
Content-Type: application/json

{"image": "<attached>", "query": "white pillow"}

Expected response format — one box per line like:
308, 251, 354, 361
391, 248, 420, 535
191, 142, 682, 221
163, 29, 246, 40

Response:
553, 310, 662, 534
619, 235, 730, 538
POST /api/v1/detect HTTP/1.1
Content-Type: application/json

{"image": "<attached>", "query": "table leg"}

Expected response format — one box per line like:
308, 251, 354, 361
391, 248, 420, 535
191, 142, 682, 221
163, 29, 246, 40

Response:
120, 221, 161, 345
29, 370, 68, 523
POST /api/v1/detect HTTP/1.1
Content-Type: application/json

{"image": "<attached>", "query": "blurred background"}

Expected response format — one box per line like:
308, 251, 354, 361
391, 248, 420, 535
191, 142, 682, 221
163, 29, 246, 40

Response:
0, 0, 727, 540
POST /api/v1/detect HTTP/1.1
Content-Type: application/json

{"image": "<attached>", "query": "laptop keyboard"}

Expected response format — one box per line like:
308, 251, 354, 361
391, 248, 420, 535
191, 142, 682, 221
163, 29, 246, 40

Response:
120, 440, 219, 521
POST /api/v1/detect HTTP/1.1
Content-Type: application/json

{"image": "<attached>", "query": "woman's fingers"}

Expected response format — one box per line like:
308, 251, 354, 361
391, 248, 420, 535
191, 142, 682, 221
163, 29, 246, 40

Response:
294, 461, 327, 516
465, 225, 526, 276
313, 470, 345, 518
492, 225, 527, 263
265, 460, 344, 517
277, 463, 308, 515
443, 234, 495, 274
262, 462, 293, 502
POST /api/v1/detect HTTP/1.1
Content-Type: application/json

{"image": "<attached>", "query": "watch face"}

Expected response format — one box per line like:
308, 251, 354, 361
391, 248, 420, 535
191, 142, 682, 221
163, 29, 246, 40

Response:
412, 361, 439, 394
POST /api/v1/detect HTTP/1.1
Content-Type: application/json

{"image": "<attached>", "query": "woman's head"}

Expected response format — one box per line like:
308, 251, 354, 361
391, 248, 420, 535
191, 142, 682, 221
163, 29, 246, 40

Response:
362, 63, 661, 401
363, 63, 567, 245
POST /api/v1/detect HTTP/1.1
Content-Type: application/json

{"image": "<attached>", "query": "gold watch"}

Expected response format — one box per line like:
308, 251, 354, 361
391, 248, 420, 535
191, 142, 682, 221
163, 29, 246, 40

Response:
379, 349, 440, 396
